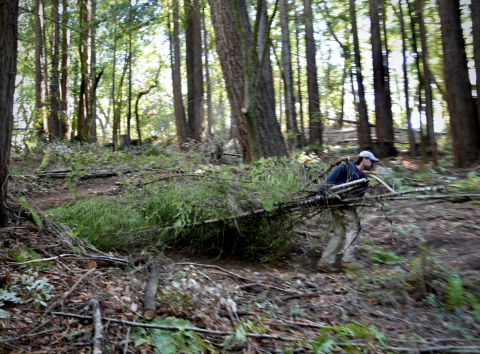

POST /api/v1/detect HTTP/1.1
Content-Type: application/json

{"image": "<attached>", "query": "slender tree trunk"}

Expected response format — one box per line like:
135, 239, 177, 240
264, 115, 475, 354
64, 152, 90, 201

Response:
170, 0, 188, 149
338, 61, 347, 128
42, 10, 50, 101
89, 0, 97, 143
185, 0, 204, 142
438, 0, 480, 167
303, 0, 322, 145
111, 1, 118, 149
280, 0, 299, 150
369, 0, 395, 156
0, 0, 19, 226
294, 8, 305, 145
416, 0, 437, 164
126, 32, 132, 147
34, 0, 45, 136
203, 8, 214, 137
396, 0, 416, 157
77, 0, 90, 141
350, 0, 371, 150
60, 0, 69, 138
259, 0, 276, 123
49, 0, 61, 140
471, 0, 480, 137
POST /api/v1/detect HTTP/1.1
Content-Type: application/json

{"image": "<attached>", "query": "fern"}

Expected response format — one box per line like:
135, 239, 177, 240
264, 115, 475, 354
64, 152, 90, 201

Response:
17, 196, 43, 228
446, 277, 464, 307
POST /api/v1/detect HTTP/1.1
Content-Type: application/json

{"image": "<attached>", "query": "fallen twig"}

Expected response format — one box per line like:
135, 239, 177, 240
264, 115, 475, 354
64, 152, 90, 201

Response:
91, 299, 103, 354
9, 253, 78, 265
61, 268, 97, 311
52, 312, 300, 342
174, 263, 253, 282
365, 172, 395, 193
239, 283, 300, 295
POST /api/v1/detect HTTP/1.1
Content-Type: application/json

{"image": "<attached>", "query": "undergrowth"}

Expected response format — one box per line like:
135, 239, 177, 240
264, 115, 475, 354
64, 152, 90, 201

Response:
48, 157, 327, 260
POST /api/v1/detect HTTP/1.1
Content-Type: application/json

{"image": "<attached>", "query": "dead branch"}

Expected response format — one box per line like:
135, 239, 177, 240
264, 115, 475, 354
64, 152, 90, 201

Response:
82, 252, 129, 265
174, 263, 252, 283
60, 268, 96, 311
9, 253, 78, 265
343, 186, 446, 202
365, 172, 395, 193
52, 312, 300, 342
91, 299, 103, 354
239, 283, 300, 295
143, 258, 162, 320
35, 170, 131, 179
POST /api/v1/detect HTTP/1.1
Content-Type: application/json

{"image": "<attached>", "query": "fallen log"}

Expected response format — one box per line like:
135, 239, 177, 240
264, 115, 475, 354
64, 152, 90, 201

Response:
143, 258, 162, 320
91, 299, 104, 354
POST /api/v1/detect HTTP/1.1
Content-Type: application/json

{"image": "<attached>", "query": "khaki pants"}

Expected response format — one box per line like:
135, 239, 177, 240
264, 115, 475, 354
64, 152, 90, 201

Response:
320, 209, 361, 265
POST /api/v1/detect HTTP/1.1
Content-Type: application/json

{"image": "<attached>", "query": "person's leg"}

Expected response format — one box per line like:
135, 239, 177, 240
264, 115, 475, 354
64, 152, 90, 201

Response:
342, 209, 361, 263
319, 211, 346, 266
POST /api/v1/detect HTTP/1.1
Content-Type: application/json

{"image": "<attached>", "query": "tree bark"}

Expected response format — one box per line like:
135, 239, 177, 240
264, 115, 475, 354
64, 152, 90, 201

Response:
303, 0, 322, 145
34, 0, 46, 136
438, 0, 480, 167
208, 0, 286, 162
471, 0, 480, 136
280, 0, 300, 150
60, 0, 69, 139
0, 0, 18, 226
203, 8, 214, 137
185, 0, 204, 142
77, 0, 90, 141
49, 0, 61, 141
416, 0, 437, 164
89, 0, 97, 143
294, 8, 305, 145
170, 0, 188, 149
369, 0, 395, 156
350, 0, 371, 151
396, 0, 416, 158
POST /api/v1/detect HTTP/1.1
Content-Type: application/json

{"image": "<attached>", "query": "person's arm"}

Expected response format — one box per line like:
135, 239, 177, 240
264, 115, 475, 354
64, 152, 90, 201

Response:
325, 164, 347, 185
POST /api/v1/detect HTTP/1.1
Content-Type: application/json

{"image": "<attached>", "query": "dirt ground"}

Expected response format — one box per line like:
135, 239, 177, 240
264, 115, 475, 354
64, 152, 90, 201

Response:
1, 143, 480, 353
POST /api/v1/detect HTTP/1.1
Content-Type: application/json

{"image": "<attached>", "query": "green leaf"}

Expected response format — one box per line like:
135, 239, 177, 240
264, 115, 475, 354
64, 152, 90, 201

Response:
446, 277, 464, 307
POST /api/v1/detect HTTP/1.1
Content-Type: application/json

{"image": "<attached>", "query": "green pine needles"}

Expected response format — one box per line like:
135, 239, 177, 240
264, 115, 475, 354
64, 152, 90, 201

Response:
48, 157, 323, 259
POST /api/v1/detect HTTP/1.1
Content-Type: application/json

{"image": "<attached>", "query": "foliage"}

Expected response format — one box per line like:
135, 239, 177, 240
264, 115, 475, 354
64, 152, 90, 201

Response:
365, 245, 406, 264
131, 317, 215, 354
48, 157, 324, 259
0, 275, 53, 323
17, 196, 43, 228
308, 323, 388, 353
8, 247, 50, 269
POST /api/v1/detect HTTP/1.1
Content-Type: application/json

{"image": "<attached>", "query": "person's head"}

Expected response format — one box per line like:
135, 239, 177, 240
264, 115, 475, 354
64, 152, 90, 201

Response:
355, 151, 379, 171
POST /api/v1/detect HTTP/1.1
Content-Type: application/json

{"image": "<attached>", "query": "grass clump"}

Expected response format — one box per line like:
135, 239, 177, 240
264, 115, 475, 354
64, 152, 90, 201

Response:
49, 157, 324, 259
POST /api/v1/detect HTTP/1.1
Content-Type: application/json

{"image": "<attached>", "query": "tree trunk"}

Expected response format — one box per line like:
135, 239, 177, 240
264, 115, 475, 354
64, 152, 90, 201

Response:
303, 0, 322, 145
111, 3, 117, 149
396, 0, 416, 158
126, 31, 132, 147
350, 0, 371, 150
369, 0, 395, 157
294, 8, 305, 146
280, 0, 299, 150
77, 0, 90, 141
185, 0, 204, 142
170, 0, 188, 149
89, 0, 97, 143
203, 8, 214, 137
416, 0, 437, 164
34, 0, 45, 136
471, 0, 480, 136
208, 0, 286, 162
438, 0, 480, 167
0, 0, 19, 226
49, 0, 61, 141
60, 0, 69, 139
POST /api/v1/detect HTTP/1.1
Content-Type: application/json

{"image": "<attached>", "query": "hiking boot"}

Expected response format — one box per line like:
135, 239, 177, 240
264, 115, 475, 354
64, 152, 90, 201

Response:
316, 262, 340, 273
342, 261, 361, 271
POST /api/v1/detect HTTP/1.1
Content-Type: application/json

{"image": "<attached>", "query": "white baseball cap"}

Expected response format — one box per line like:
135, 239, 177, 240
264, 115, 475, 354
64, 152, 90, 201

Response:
358, 151, 380, 162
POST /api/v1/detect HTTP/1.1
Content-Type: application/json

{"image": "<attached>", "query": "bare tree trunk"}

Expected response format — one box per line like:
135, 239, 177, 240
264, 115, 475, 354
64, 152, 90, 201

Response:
416, 0, 437, 164
471, 0, 480, 136
111, 6, 117, 149
185, 0, 204, 142
369, 0, 395, 156
60, 0, 69, 139
126, 31, 132, 147
170, 0, 188, 149
294, 8, 305, 146
395, 0, 416, 158
203, 8, 214, 137
303, 0, 322, 145
77, 0, 90, 141
438, 0, 480, 167
350, 0, 371, 150
0, 0, 19, 226
89, 0, 97, 143
34, 0, 46, 136
49, 0, 61, 141
280, 0, 299, 150
338, 61, 347, 129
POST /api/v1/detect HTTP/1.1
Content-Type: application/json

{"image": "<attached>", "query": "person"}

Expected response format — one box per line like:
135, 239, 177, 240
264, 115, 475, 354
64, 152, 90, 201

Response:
316, 151, 379, 272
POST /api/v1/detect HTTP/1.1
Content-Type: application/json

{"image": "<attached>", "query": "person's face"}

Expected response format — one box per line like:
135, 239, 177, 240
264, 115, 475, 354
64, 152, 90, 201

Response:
363, 157, 374, 171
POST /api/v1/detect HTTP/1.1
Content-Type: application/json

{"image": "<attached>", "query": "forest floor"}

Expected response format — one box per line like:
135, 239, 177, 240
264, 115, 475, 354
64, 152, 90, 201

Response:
1, 129, 480, 353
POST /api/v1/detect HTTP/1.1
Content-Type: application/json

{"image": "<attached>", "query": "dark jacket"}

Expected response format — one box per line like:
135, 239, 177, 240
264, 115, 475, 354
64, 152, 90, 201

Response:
324, 162, 369, 196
